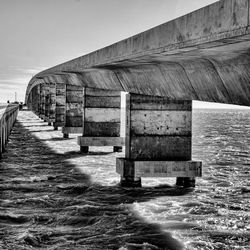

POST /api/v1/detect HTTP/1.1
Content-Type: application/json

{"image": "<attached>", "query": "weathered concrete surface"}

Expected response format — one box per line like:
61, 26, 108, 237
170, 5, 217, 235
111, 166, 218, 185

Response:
26, 0, 250, 106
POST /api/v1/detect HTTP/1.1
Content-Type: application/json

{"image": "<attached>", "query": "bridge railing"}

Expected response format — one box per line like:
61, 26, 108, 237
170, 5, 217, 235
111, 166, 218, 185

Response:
0, 104, 19, 159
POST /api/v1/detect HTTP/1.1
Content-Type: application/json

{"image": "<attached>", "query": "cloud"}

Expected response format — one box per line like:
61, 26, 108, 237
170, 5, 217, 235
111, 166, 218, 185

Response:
0, 77, 30, 85
0, 66, 47, 77
5, 66, 48, 74
0, 83, 19, 90
17, 67, 47, 75
0, 84, 26, 103
0, 70, 39, 103
25, 68, 44, 74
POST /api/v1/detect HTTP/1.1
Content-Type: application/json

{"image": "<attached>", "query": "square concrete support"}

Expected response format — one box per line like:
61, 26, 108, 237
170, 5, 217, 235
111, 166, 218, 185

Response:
37, 84, 43, 118
116, 93, 202, 187
78, 136, 125, 151
30, 85, 40, 114
36, 85, 40, 115
116, 158, 202, 181
48, 83, 56, 125
77, 88, 124, 153
44, 83, 50, 122
54, 82, 66, 130
62, 84, 83, 137
43, 82, 56, 125
39, 83, 46, 119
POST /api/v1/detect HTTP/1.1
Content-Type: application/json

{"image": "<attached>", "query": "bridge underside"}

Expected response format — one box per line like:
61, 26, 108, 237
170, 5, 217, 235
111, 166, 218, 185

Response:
70, 40, 250, 105
26, 0, 250, 106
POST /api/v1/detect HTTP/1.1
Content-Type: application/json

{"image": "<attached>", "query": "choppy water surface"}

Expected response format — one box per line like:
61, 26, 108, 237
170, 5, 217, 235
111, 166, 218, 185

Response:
0, 109, 250, 250
134, 109, 250, 250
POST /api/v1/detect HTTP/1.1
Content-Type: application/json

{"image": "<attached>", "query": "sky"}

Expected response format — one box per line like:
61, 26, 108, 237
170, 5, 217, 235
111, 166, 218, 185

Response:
1, 0, 249, 109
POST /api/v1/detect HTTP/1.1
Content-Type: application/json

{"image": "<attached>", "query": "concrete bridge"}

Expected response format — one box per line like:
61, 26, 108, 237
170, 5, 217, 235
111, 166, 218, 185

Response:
25, 0, 250, 187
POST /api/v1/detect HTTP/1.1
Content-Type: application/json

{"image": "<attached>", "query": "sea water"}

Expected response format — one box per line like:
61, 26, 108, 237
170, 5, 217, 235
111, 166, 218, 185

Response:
132, 109, 250, 250
0, 109, 249, 249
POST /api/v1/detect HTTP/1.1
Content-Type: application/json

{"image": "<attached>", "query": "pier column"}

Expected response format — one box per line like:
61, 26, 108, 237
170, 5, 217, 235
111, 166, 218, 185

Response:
27, 91, 33, 110
77, 88, 124, 153
32, 85, 40, 115
45, 83, 56, 127
116, 93, 202, 187
44, 83, 52, 125
28, 86, 37, 113
50, 83, 56, 129
62, 85, 83, 138
35, 85, 40, 115
37, 84, 41, 116
54, 82, 66, 131
30, 88, 34, 112
39, 84, 46, 120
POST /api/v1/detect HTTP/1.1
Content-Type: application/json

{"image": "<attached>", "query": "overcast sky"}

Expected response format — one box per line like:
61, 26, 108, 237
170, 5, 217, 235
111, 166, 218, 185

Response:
1, 0, 248, 109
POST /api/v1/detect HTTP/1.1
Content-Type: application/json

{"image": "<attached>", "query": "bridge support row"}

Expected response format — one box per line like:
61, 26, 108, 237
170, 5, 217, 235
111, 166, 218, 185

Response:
77, 88, 124, 153
45, 83, 56, 126
54, 82, 66, 131
28, 85, 202, 187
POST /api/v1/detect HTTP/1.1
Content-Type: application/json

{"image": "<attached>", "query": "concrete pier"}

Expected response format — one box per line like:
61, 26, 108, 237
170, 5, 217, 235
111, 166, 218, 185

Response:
116, 94, 202, 187
45, 82, 56, 126
39, 83, 46, 120
77, 88, 124, 153
44, 83, 50, 123
62, 84, 83, 138
28, 85, 40, 115
54, 82, 66, 131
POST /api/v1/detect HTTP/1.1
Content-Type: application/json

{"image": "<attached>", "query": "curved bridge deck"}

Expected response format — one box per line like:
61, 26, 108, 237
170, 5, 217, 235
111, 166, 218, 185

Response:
26, 0, 250, 106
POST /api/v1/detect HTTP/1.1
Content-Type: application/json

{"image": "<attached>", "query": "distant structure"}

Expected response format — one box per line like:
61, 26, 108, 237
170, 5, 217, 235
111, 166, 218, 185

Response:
25, 0, 250, 187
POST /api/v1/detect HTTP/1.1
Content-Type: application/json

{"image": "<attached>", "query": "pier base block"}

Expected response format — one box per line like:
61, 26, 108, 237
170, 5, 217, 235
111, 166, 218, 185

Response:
53, 122, 63, 130
113, 146, 123, 152
80, 146, 89, 153
77, 136, 125, 152
120, 177, 142, 187
116, 158, 201, 179
43, 116, 54, 125
62, 127, 82, 138
176, 177, 196, 187
62, 127, 82, 134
